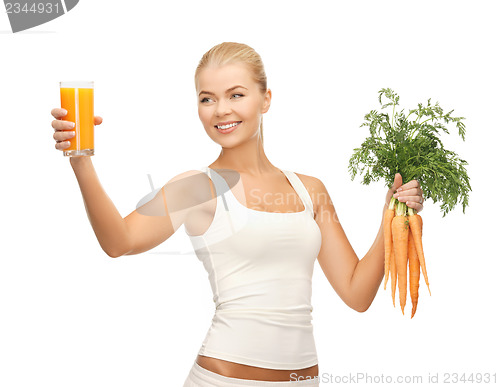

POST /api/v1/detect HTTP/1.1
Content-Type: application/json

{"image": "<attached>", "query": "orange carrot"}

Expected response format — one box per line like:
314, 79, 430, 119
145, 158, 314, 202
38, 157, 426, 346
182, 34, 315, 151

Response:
408, 231, 420, 318
390, 248, 397, 307
383, 197, 397, 290
407, 208, 431, 296
392, 201, 409, 315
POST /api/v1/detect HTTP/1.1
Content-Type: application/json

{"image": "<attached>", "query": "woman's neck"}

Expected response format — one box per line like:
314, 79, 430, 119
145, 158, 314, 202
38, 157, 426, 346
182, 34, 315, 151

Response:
210, 137, 277, 176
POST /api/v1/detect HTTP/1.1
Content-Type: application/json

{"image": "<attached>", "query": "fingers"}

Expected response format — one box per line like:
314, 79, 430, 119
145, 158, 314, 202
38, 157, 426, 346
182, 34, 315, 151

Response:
52, 107, 74, 152
392, 179, 424, 213
395, 179, 420, 192
54, 133, 74, 150
52, 116, 102, 129
52, 107, 102, 152
391, 173, 403, 192
394, 195, 424, 213
52, 118, 75, 131
54, 140, 72, 151
394, 187, 421, 197
53, 129, 75, 143
407, 200, 424, 213
395, 195, 422, 204
51, 107, 67, 119
52, 108, 102, 124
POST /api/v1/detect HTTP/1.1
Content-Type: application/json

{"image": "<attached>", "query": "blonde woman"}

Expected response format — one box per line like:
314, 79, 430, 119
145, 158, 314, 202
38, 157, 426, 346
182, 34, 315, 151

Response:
51, 42, 424, 386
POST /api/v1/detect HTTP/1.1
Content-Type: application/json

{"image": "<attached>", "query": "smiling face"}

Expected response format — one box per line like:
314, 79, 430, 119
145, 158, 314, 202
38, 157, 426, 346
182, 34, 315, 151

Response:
196, 62, 271, 147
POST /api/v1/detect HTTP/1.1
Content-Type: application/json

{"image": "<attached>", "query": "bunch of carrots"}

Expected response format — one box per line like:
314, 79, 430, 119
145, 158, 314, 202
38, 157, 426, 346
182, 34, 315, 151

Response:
348, 88, 471, 317
383, 197, 431, 318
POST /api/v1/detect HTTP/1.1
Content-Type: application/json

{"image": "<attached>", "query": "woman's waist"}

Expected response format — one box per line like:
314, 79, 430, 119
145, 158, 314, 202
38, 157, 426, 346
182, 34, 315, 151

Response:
199, 310, 318, 374
211, 307, 315, 329
214, 305, 314, 319
195, 354, 319, 382
199, 319, 317, 371
214, 290, 313, 313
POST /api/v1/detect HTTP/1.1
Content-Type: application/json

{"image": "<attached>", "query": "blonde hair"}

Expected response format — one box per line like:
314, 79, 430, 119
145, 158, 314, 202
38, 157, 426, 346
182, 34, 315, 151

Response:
195, 42, 268, 145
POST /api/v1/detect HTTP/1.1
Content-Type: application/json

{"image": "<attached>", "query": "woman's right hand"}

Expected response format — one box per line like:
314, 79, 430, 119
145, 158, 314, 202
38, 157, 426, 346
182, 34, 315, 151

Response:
51, 108, 103, 151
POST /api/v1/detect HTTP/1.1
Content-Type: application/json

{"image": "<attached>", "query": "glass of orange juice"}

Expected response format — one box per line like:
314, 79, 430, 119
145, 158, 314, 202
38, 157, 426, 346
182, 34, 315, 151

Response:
60, 81, 94, 156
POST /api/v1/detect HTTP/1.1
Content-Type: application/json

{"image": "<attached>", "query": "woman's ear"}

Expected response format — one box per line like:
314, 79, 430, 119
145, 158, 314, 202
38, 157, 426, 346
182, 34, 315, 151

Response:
262, 89, 272, 113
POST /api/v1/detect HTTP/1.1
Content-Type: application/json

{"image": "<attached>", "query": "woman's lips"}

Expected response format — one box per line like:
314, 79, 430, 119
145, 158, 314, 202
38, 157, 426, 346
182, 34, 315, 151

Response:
216, 121, 241, 134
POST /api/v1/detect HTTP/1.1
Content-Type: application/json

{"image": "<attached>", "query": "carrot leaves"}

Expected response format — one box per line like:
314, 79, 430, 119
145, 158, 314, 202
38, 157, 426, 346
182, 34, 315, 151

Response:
348, 88, 471, 216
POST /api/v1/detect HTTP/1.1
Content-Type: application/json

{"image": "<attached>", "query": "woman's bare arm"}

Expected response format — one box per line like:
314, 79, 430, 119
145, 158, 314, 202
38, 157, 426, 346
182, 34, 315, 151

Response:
69, 156, 131, 257
122, 170, 212, 256
52, 108, 212, 258
69, 157, 210, 257
307, 174, 423, 312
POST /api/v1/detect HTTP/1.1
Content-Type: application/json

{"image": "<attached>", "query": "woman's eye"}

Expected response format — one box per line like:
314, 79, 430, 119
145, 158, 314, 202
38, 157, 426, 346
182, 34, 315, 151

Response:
200, 94, 242, 103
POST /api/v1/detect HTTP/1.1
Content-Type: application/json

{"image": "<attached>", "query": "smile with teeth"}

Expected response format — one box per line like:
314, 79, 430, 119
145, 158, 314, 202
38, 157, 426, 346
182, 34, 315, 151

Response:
216, 122, 241, 130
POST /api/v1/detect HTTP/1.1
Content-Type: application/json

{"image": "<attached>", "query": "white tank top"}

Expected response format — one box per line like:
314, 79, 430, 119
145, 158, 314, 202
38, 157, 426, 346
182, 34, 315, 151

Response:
185, 167, 322, 370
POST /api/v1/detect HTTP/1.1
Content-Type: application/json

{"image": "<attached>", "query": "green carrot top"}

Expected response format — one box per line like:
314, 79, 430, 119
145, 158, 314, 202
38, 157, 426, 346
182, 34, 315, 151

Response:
348, 88, 471, 217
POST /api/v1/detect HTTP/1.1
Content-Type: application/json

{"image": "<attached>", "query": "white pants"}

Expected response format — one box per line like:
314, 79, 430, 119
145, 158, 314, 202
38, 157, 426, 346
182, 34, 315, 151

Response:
183, 361, 320, 387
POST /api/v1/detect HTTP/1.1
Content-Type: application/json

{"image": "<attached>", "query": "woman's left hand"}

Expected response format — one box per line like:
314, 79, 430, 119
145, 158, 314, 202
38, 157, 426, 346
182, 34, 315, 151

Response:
385, 173, 424, 213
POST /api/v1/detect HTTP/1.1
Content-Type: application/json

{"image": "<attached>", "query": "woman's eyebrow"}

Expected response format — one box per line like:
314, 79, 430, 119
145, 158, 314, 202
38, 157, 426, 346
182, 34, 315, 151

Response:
199, 85, 248, 96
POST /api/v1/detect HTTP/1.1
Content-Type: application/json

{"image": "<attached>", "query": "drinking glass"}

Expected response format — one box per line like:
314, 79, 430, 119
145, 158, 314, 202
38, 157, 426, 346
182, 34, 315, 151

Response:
60, 81, 94, 156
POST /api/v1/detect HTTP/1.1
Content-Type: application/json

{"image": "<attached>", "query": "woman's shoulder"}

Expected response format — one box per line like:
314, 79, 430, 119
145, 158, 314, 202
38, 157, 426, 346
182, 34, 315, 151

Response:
291, 171, 325, 193
290, 172, 329, 215
163, 168, 215, 204
164, 168, 210, 187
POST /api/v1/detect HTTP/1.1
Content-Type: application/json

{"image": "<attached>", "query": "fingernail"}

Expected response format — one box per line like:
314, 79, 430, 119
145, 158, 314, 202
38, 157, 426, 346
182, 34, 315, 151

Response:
61, 109, 68, 115
69, 131, 75, 137
393, 193, 399, 198
69, 122, 75, 128
397, 188, 402, 192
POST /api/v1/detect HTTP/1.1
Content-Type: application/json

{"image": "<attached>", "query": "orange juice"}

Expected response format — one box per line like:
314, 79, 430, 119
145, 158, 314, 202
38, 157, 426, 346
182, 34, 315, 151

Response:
60, 81, 94, 156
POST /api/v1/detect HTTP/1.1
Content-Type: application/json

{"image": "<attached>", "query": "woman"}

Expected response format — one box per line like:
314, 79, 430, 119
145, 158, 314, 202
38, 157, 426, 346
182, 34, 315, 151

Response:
51, 42, 424, 386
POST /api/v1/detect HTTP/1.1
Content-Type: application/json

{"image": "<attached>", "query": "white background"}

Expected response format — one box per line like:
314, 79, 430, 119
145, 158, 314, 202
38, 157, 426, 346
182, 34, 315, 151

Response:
1, 1, 498, 386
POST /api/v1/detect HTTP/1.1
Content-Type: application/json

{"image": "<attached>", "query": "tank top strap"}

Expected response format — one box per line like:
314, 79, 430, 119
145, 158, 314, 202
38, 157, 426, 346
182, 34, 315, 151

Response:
281, 170, 314, 216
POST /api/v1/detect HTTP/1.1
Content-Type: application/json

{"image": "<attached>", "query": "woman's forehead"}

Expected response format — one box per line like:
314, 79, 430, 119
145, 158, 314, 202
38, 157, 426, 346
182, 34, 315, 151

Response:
197, 63, 254, 90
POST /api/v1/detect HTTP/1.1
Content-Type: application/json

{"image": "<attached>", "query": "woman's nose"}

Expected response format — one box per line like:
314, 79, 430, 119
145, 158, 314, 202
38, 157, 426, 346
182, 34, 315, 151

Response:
215, 101, 231, 116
